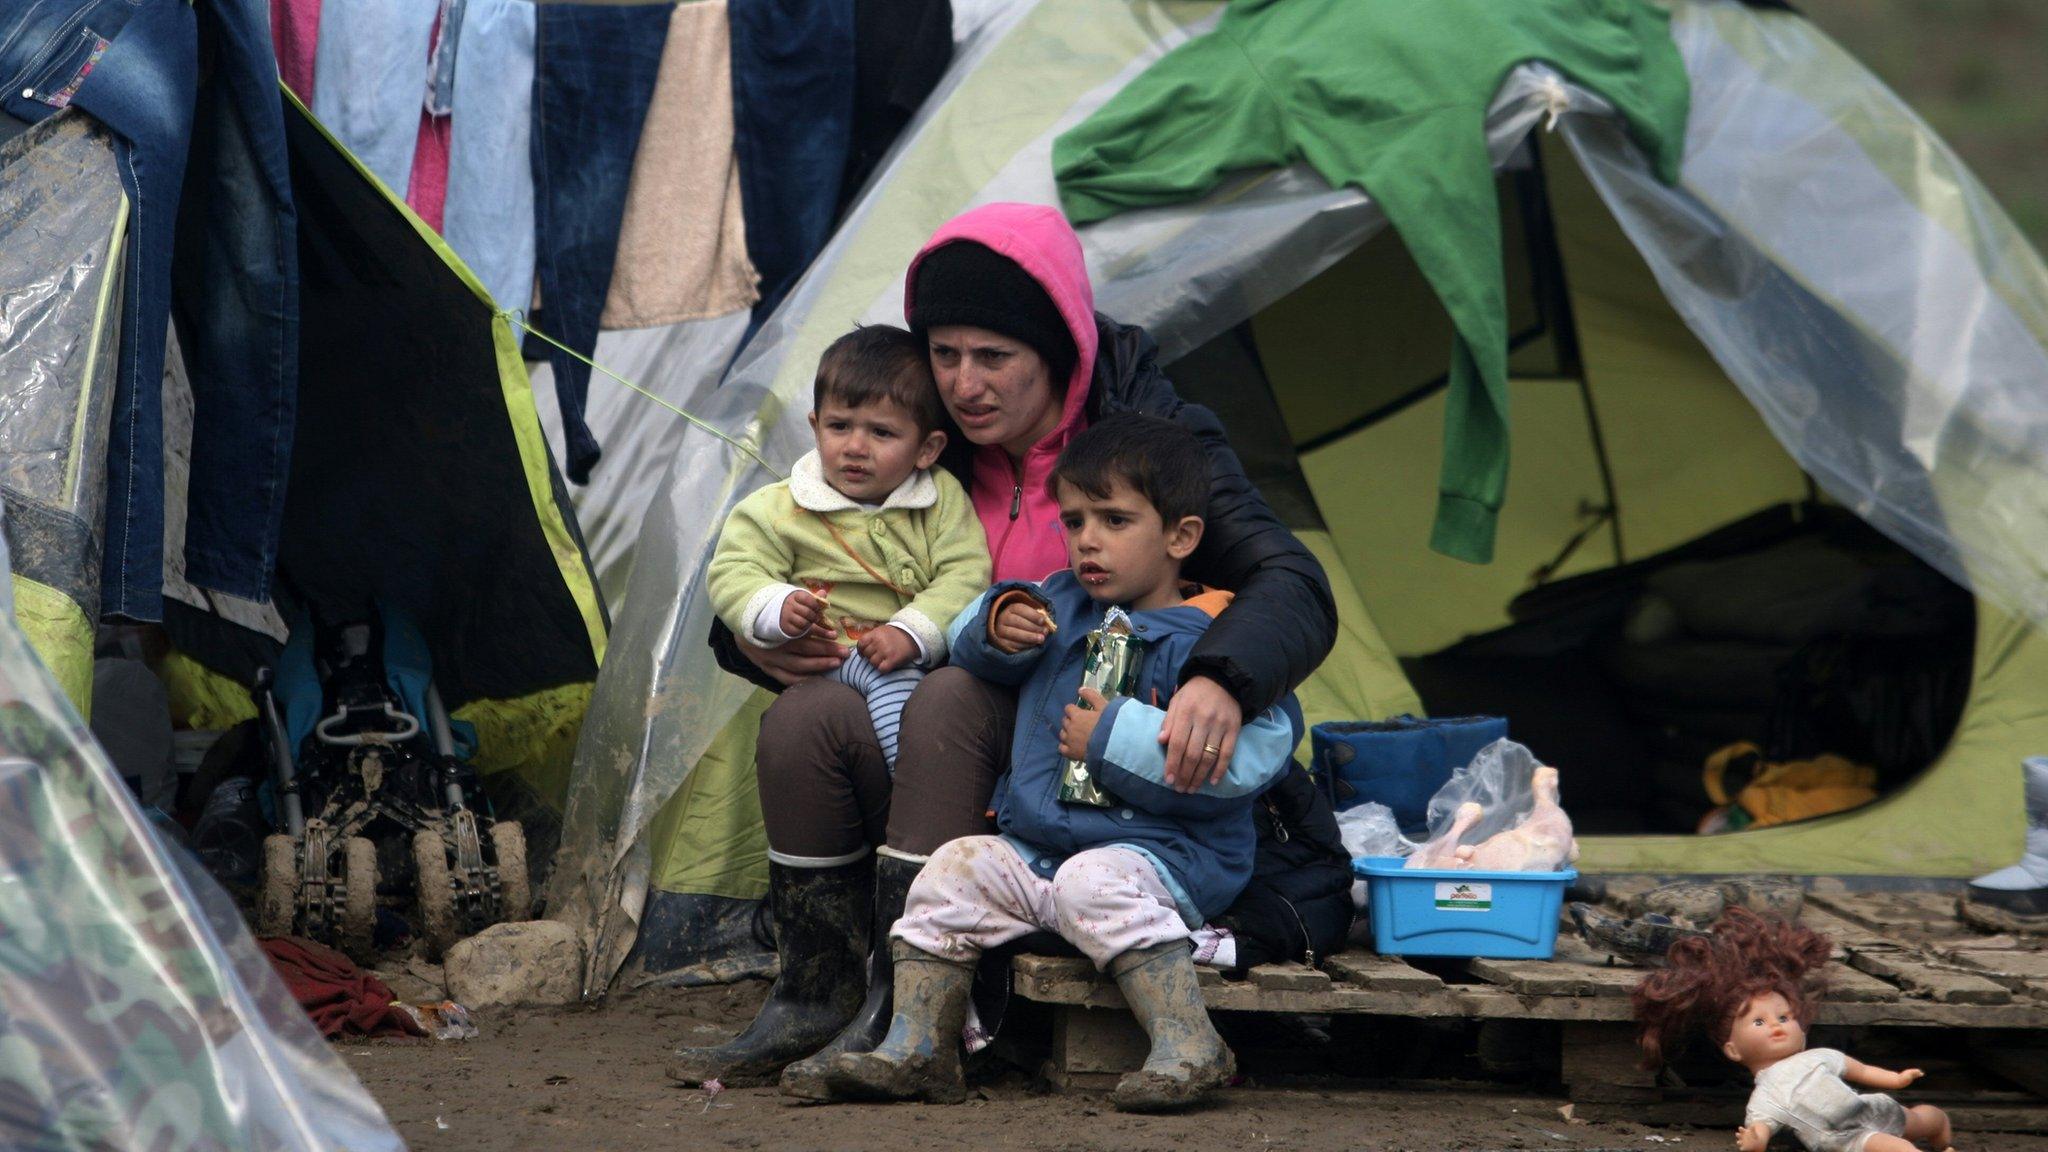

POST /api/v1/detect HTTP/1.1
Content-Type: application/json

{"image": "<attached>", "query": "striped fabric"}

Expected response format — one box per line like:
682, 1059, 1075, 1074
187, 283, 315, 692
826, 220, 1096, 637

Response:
832, 650, 925, 771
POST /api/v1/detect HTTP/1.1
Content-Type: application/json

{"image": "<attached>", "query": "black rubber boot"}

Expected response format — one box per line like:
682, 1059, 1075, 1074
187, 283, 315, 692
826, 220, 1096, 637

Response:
780, 852, 923, 1099
668, 858, 873, 1087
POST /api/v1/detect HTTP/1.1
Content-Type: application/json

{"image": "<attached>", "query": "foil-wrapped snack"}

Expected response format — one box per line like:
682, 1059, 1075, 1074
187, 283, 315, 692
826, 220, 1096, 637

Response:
1058, 606, 1145, 807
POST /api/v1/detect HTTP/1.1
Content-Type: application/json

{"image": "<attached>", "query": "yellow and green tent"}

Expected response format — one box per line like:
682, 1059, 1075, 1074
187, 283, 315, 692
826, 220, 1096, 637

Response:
548, 0, 2048, 993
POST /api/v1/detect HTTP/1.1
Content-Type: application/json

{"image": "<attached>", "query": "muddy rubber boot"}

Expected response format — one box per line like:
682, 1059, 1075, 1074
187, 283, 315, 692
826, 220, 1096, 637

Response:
819, 940, 972, 1104
781, 851, 923, 1099
1109, 942, 1235, 1114
668, 858, 872, 1087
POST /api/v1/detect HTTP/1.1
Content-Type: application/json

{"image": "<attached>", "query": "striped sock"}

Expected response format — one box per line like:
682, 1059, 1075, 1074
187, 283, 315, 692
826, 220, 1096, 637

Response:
832, 650, 925, 772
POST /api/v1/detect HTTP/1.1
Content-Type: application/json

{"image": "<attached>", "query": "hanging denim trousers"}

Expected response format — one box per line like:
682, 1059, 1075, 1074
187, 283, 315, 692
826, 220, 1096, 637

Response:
728, 0, 853, 341
171, 0, 301, 611
2, 0, 298, 619
3, 0, 194, 620
530, 2, 668, 484
442, 0, 536, 320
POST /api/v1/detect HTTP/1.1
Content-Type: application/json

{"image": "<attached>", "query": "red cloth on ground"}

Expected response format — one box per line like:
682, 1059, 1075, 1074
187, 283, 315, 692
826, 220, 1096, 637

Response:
260, 936, 427, 1039
270, 0, 321, 100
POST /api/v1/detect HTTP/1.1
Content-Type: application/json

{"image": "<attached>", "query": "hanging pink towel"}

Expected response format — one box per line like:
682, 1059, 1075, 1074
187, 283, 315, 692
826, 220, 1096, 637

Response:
271, 0, 322, 99
407, 108, 451, 232
404, 9, 452, 233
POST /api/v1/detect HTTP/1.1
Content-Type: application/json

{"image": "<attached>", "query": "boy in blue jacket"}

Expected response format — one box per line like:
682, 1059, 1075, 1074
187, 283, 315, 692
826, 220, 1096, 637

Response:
821, 413, 1302, 1113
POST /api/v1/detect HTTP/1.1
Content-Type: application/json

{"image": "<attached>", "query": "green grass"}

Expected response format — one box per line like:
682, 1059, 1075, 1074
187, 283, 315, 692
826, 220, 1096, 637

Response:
1796, 0, 2048, 255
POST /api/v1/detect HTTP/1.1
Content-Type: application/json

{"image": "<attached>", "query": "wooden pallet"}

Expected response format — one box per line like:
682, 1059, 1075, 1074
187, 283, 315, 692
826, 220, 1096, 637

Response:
1013, 898, 2048, 1120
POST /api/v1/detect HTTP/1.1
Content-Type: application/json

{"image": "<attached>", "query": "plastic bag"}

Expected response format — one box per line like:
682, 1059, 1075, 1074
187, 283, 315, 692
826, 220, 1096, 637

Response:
1405, 739, 1578, 872
1335, 801, 1407, 908
396, 1000, 478, 1041
1424, 739, 1544, 847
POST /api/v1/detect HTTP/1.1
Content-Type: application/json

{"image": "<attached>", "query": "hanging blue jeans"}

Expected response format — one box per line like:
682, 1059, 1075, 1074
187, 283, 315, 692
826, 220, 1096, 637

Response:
728, 0, 854, 340
3, 0, 298, 619
171, 0, 301, 609
529, 2, 668, 484
310, 0, 438, 196
443, 0, 535, 318
3, 0, 196, 620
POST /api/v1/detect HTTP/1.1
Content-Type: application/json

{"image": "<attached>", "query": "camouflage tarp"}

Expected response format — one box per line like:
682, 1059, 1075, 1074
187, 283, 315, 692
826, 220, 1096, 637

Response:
0, 516, 403, 1151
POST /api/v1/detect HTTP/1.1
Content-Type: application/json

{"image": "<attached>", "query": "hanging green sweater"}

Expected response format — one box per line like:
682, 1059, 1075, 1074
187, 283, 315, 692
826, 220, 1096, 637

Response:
1053, 0, 1688, 564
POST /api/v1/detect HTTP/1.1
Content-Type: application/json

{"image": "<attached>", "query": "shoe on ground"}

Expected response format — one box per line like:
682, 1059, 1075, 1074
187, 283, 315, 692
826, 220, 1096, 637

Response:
1570, 902, 1709, 964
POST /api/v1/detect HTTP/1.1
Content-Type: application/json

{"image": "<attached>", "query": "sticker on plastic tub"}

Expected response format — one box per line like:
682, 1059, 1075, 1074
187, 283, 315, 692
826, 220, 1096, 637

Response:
1434, 881, 1493, 911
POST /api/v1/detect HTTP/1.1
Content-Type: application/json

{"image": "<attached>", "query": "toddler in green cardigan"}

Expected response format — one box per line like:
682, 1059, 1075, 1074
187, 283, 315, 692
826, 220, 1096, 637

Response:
708, 326, 991, 768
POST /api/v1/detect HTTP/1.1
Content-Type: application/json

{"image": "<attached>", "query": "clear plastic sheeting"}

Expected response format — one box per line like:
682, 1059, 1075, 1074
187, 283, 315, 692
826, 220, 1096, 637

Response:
0, 112, 124, 595
543, 0, 1041, 992
0, 580, 404, 1148
1558, 1, 2048, 631
527, 311, 749, 606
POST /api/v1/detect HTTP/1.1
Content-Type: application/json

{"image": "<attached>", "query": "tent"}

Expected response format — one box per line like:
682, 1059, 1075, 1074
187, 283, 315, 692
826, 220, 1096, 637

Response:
547, 0, 2048, 992
0, 54, 607, 1142
0, 98, 608, 847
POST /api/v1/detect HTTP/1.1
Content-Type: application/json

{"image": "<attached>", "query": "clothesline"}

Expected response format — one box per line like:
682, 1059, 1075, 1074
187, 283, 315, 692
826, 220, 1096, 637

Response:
297, 0, 952, 485
504, 311, 783, 480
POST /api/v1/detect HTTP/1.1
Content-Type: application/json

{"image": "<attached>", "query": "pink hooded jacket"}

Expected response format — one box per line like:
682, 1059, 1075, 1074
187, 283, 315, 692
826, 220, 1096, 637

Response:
904, 203, 1100, 584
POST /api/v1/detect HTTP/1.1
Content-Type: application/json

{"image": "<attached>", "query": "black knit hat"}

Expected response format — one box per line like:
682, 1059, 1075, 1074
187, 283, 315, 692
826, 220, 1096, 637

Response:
908, 241, 1079, 384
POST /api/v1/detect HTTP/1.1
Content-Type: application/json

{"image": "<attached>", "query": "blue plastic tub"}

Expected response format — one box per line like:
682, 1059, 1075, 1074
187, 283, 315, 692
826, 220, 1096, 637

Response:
1353, 856, 1575, 959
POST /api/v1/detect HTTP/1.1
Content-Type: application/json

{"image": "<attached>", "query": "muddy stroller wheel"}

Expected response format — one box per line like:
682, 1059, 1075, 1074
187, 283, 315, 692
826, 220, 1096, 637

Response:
490, 821, 531, 921
489, 819, 532, 918
341, 837, 379, 959
413, 828, 462, 959
258, 835, 297, 937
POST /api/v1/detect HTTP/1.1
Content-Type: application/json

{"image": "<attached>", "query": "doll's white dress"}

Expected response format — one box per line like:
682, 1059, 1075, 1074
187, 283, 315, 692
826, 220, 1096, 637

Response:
1746, 1048, 1908, 1152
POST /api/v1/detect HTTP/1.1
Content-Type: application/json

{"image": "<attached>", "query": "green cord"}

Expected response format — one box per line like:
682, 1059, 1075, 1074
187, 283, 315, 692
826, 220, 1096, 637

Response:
503, 310, 784, 479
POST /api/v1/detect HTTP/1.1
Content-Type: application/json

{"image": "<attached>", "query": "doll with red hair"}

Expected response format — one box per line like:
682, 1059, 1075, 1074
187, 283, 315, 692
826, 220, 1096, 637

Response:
1631, 909, 1955, 1152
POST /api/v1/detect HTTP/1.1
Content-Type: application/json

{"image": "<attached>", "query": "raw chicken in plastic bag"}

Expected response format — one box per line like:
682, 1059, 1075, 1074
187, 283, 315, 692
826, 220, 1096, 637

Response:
1336, 801, 1408, 908
1404, 739, 1579, 872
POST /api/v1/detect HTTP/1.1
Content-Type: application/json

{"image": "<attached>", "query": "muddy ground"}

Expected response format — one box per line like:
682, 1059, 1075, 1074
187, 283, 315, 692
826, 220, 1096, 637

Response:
347, 979, 2048, 1152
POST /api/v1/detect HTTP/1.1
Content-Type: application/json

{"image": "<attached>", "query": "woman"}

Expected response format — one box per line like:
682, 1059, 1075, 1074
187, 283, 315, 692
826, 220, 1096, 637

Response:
671, 203, 1337, 1092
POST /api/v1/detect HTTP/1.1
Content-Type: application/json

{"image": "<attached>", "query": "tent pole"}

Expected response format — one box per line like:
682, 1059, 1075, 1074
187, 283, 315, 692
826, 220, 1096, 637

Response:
1518, 135, 1623, 565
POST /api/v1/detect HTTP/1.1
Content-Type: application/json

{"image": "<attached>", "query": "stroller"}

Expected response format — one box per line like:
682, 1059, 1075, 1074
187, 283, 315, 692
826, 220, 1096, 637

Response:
252, 606, 528, 959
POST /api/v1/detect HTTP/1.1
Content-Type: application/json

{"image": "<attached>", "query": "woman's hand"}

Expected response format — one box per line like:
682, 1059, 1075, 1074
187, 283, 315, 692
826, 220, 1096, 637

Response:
736, 631, 846, 686
1159, 675, 1241, 792
1736, 1123, 1772, 1152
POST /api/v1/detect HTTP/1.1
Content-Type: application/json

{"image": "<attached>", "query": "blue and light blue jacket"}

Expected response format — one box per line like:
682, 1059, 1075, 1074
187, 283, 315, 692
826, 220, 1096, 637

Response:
946, 572, 1303, 926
